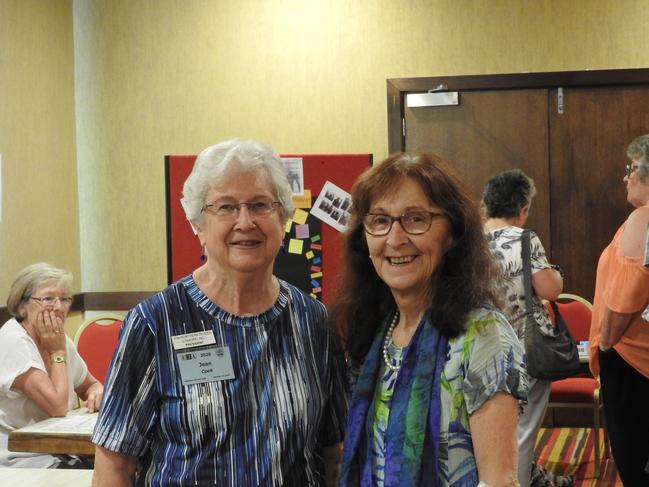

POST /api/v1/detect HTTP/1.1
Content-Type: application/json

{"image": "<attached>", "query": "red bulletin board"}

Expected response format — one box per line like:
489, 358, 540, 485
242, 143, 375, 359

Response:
165, 153, 372, 305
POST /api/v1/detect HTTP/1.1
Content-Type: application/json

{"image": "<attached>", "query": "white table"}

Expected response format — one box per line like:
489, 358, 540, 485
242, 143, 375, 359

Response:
0, 468, 93, 487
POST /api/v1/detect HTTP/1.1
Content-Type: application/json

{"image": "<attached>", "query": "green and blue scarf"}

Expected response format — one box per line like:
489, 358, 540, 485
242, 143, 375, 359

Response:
340, 310, 469, 486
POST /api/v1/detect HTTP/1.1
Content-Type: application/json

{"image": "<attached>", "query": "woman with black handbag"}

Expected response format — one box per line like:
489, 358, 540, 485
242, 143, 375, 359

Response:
483, 170, 565, 487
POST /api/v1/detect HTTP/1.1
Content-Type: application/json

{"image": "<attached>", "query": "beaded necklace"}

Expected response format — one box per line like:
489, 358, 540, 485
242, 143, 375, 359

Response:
382, 311, 401, 372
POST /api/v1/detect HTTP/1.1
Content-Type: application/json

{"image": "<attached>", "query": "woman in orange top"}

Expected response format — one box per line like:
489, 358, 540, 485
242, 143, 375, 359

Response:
589, 134, 649, 487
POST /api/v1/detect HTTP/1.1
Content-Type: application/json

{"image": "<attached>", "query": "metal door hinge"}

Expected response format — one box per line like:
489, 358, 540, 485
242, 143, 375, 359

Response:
557, 87, 564, 114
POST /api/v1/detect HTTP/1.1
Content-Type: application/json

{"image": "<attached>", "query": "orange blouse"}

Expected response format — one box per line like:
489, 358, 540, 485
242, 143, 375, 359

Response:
589, 210, 649, 379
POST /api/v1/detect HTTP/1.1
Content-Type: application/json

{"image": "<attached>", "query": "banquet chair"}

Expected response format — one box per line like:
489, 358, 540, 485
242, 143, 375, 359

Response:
545, 293, 609, 478
73, 313, 123, 384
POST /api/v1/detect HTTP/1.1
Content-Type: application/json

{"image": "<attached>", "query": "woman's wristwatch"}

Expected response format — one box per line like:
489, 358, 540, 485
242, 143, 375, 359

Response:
51, 355, 67, 364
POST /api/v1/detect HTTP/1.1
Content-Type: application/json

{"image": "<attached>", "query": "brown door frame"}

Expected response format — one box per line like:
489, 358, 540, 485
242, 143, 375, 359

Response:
387, 68, 649, 154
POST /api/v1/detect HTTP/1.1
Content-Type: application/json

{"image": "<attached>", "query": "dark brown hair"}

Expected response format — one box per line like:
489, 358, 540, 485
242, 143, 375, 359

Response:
482, 169, 536, 218
330, 151, 500, 361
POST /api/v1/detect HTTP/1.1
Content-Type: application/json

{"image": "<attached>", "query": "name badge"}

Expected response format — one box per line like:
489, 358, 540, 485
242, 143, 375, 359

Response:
171, 330, 216, 350
176, 346, 235, 385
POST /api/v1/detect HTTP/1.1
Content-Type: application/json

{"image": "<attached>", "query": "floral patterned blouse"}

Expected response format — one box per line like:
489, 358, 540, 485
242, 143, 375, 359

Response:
485, 226, 555, 339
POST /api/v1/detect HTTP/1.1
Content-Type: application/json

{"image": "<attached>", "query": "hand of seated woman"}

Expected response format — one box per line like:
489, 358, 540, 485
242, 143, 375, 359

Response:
82, 382, 104, 413
34, 310, 67, 355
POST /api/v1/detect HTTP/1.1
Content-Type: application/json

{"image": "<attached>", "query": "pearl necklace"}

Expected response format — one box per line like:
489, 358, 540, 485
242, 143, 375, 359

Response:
382, 311, 401, 372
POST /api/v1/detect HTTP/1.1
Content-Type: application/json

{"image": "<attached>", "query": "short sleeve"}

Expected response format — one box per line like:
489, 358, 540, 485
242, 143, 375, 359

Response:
91, 307, 159, 456
603, 252, 649, 313
0, 329, 45, 398
66, 337, 88, 388
529, 231, 552, 274
462, 309, 528, 415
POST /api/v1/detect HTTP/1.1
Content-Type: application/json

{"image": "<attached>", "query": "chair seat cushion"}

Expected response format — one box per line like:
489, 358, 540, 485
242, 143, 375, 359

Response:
549, 377, 598, 403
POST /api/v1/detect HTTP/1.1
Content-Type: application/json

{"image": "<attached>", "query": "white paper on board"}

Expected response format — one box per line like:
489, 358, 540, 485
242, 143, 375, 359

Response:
310, 181, 352, 233
281, 157, 305, 196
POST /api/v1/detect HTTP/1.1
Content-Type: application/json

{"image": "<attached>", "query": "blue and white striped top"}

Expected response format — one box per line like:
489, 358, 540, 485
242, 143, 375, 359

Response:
92, 275, 348, 486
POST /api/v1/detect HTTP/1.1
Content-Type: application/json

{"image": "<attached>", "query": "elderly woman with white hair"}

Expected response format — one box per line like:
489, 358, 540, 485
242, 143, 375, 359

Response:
0, 263, 103, 468
92, 139, 348, 487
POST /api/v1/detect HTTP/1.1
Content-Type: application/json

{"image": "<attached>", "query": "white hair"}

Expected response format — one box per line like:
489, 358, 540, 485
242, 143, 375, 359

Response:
181, 139, 294, 226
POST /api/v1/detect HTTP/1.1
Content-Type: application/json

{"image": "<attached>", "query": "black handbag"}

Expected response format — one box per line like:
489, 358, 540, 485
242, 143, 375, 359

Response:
521, 230, 580, 381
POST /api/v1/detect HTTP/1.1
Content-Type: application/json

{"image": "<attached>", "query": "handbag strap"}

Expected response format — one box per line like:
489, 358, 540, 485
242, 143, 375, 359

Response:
521, 229, 534, 318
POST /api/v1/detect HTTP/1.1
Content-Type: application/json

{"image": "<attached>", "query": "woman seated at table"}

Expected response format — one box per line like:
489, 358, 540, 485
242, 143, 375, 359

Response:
0, 263, 104, 468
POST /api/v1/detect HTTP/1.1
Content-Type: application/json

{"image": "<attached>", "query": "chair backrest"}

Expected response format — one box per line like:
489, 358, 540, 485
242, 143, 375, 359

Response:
558, 293, 593, 310
73, 313, 123, 384
545, 294, 593, 341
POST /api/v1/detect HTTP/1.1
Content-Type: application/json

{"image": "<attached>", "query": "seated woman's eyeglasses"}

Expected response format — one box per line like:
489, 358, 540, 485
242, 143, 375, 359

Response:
363, 211, 446, 236
30, 296, 73, 307
201, 199, 281, 218
625, 163, 640, 178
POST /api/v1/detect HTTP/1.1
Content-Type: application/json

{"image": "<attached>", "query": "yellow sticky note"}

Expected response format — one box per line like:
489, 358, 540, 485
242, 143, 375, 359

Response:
292, 190, 312, 209
293, 208, 309, 225
284, 218, 293, 233
305, 250, 315, 259
310, 272, 323, 279
288, 238, 304, 254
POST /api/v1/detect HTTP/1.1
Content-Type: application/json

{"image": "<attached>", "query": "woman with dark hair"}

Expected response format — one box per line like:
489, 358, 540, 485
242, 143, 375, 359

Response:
483, 169, 564, 487
333, 152, 527, 487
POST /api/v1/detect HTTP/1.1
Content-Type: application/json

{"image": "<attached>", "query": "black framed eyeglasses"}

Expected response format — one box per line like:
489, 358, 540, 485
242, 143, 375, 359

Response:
362, 211, 447, 236
30, 296, 73, 308
625, 163, 640, 178
201, 200, 281, 218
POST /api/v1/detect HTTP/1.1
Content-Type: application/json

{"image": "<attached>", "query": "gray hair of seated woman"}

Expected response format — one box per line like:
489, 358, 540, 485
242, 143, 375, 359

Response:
626, 134, 649, 183
181, 139, 294, 226
6, 262, 73, 322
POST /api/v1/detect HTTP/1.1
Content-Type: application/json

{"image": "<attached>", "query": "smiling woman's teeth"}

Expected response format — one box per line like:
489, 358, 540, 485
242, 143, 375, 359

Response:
388, 256, 415, 264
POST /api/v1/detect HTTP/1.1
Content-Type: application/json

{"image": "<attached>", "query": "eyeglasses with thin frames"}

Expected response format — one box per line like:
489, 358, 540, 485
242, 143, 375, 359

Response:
625, 163, 640, 178
30, 296, 73, 308
201, 200, 281, 219
363, 211, 447, 236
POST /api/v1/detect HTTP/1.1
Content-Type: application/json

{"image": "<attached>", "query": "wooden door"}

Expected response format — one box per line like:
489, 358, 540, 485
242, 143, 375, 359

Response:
404, 89, 552, 253
403, 83, 649, 301
549, 85, 649, 299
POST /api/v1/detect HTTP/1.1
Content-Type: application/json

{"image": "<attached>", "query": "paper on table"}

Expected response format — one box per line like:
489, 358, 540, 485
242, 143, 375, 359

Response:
17, 408, 97, 435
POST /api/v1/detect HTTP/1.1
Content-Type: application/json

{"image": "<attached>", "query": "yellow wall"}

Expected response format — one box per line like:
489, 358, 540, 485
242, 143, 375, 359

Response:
0, 0, 80, 303
2, 0, 649, 299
